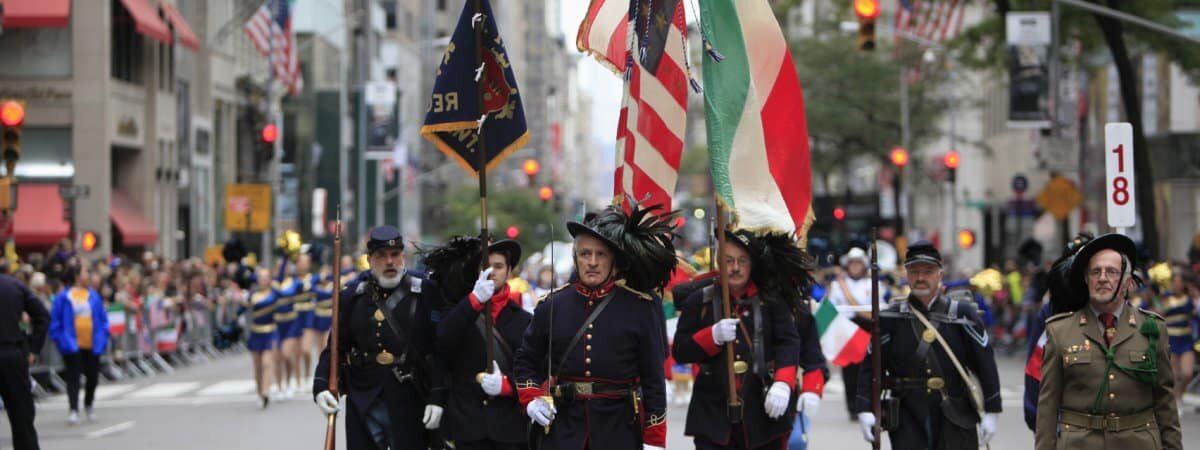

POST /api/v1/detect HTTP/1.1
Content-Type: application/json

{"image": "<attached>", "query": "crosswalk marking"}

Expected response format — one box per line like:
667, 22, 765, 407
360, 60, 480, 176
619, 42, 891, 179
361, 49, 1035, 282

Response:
126, 382, 202, 399
93, 384, 138, 400
196, 380, 257, 396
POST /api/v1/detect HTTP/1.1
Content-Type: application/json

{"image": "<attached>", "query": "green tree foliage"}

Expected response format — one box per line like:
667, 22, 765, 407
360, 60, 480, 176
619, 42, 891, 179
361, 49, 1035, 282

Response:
434, 184, 563, 264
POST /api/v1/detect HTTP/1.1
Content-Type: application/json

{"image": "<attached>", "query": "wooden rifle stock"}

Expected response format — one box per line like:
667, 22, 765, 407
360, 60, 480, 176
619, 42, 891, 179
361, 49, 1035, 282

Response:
324, 217, 343, 450
715, 203, 741, 412
869, 230, 881, 450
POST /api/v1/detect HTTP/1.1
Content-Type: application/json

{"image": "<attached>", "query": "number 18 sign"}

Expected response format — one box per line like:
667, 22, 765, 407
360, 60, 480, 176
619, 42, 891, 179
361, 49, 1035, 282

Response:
1104, 123, 1136, 228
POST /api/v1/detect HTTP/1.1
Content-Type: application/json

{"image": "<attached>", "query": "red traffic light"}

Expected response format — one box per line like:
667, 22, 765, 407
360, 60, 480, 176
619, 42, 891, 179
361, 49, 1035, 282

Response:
261, 123, 278, 143
81, 231, 99, 252
833, 207, 846, 221
538, 186, 553, 202
853, 0, 880, 20
1, 101, 25, 127
889, 147, 909, 168
522, 159, 540, 177
957, 229, 976, 249
943, 150, 960, 170
506, 225, 519, 239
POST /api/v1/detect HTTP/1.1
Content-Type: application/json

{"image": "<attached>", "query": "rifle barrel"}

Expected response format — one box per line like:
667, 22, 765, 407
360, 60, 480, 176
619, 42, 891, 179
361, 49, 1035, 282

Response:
324, 215, 343, 450
869, 229, 881, 450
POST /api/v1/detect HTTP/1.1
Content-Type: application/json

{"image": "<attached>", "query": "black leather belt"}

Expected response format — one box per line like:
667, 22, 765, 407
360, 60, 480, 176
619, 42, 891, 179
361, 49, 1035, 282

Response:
894, 377, 948, 391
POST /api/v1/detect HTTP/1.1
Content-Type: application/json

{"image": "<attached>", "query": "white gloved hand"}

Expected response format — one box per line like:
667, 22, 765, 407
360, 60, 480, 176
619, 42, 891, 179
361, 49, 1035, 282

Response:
979, 412, 999, 444
422, 404, 443, 430
797, 392, 821, 417
763, 381, 791, 419
472, 268, 495, 302
712, 318, 739, 345
526, 397, 557, 426
480, 361, 504, 396
643, 446, 666, 450
315, 390, 340, 416
858, 412, 877, 443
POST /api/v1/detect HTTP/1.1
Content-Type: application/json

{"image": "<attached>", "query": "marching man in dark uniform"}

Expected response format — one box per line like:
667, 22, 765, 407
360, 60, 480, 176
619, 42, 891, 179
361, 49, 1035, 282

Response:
1035, 234, 1182, 450
428, 237, 532, 450
312, 226, 447, 449
856, 241, 1002, 450
0, 266, 50, 450
514, 203, 675, 450
673, 229, 811, 449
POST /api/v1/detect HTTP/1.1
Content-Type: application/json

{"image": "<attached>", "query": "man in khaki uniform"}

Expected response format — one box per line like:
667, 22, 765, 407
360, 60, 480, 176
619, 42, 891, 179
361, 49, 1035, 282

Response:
1035, 234, 1182, 450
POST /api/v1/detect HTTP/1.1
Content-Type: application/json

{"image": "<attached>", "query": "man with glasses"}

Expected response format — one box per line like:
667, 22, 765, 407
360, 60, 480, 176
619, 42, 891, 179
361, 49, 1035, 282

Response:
1035, 234, 1181, 450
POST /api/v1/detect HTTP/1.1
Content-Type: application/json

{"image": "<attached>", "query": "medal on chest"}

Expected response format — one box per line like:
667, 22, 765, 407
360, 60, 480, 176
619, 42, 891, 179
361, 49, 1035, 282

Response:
922, 328, 937, 343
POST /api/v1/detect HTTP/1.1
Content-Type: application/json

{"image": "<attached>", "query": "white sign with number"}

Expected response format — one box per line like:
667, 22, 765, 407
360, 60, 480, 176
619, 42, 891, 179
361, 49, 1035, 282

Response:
1104, 123, 1136, 228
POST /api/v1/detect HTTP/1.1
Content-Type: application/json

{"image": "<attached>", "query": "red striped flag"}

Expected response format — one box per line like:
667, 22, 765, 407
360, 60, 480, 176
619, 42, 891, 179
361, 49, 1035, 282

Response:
1024, 330, 1047, 381
244, 0, 303, 96
579, 0, 689, 212
895, 0, 966, 44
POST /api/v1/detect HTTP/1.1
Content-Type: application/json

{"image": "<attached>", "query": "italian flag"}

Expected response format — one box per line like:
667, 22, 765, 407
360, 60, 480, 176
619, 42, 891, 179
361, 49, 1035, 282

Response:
107, 304, 126, 336
701, 0, 812, 236
1025, 331, 1047, 381
814, 299, 870, 367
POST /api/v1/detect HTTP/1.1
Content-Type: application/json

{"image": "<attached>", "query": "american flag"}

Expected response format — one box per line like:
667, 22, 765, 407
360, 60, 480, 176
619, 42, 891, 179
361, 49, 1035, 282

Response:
244, 0, 303, 96
578, 0, 689, 212
894, 0, 967, 45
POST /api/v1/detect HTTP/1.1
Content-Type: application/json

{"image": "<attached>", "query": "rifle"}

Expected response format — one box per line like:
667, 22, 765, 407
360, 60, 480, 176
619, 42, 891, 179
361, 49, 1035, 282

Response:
715, 202, 741, 418
543, 225, 557, 435
323, 207, 343, 450
869, 229, 881, 450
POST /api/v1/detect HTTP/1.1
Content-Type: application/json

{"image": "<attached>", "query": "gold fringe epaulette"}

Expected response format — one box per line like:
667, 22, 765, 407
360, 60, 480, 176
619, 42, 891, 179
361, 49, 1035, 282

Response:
537, 283, 572, 304
614, 279, 654, 301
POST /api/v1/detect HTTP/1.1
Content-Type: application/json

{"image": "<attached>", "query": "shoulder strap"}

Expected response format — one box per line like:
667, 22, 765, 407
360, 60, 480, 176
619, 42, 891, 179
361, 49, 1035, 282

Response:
370, 287, 419, 363
909, 304, 983, 411
837, 278, 858, 305
475, 314, 514, 372
554, 292, 615, 378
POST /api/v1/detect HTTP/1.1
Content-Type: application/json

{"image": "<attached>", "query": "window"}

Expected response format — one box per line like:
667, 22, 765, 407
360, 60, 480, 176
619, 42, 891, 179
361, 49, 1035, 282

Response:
438, 0, 447, 12
111, 0, 145, 83
383, 1, 397, 30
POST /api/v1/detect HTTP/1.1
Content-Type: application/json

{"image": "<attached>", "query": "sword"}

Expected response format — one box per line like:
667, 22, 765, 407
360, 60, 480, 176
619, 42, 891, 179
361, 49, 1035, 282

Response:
543, 224, 556, 435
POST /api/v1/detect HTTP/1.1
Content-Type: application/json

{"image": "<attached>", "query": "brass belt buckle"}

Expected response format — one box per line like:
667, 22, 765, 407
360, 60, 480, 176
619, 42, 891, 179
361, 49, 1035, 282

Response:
1107, 416, 1120, 433
926, 377, 945, 390
575, 382, 593, 395
376, 351, 395, 365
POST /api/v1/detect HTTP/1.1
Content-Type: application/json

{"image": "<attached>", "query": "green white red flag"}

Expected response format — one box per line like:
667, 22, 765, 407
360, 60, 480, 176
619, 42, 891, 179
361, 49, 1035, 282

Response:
815, 299, 870, 367
701, 0, 813, 237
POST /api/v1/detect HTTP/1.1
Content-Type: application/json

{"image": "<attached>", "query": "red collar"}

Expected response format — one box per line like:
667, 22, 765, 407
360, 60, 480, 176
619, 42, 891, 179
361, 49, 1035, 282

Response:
575, 279, 616, 299
729, 280, 758, 299
486, 284, 511, 322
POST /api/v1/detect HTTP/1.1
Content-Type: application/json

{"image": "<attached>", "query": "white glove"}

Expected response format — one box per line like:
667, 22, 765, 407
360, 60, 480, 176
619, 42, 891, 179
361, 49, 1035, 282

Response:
480, 361, 504, 396
858, 412, 877, 443
979, 412, 998, 444
712, 318, 739, 345
797, 392, 821, 417
643, 446, 666, 450
422, 404, 443, 430
763, 381, 791, 419
526, 397, 556, 426
315, 390, 340, 416
473, 268, 495, 302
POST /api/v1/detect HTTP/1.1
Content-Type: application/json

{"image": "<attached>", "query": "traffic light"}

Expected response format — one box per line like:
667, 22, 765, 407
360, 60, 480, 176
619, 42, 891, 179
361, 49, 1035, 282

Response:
0, 177, 10, 212
259, 122, 278, 161
889, 147, 909, 168
943, 150, 960, 183
957, 229, 976, 249
522, 159, 539, 184
833, 207, 846, 221
81, 231, 99, 252
506, 225, 519, 239
538, 186, 553, 203
853, 0, 879, 51
1, 100, 25, 177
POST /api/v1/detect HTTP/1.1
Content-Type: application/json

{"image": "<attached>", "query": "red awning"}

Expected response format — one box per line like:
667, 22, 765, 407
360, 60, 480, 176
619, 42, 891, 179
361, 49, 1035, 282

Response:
118, 0, 171, 45
110, 190, 159, 247
13, 184, 70, 248
0, 0, 70, 28
159, 1, 199, 51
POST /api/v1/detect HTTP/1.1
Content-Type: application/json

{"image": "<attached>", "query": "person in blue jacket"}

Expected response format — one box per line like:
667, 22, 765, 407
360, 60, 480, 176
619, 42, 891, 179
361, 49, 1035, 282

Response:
49, 264, 109, 425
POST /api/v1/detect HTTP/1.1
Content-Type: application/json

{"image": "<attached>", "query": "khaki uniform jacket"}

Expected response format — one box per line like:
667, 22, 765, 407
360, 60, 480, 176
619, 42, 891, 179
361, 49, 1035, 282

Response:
1035, 302, 1182, 450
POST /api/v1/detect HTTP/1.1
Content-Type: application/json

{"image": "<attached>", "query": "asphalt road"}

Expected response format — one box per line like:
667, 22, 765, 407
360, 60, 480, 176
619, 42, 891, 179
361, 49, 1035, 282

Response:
4, 351, 1197, 449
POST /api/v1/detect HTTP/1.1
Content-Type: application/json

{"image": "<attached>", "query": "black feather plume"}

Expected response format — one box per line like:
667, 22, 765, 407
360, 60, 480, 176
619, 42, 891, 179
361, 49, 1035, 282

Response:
419, 236, 483, 303
746, 231, 815, 304
589, 202, 681, 293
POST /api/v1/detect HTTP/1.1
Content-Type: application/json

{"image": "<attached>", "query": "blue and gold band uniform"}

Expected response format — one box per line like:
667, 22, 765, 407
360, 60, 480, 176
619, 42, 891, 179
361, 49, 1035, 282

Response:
295, 273, 319, 331
1161, 293, 1197, 355
272, 276, 302, 341
311, 272, 336, 333
246, 288, 280, 352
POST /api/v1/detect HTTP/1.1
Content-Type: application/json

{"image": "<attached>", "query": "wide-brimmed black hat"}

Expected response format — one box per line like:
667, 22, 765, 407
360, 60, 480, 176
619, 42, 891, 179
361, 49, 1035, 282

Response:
487, 239, 522, 268
1067, 233, 1137, 296
903, 240, 942, 267
568, 214, 625, 262
719, 228, 815, 300
421, 236, 522, 302
568, 203, 680, 292
367, 226, 404, 254
1047, 232, 1095, 314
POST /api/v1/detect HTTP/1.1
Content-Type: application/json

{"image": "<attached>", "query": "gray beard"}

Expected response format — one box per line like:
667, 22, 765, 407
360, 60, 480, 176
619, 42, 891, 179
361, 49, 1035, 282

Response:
373, 269, 403, 289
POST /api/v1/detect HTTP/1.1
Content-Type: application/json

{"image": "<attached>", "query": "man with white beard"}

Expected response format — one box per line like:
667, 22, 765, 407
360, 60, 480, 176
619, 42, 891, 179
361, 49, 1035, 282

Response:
312, 226, 448, 449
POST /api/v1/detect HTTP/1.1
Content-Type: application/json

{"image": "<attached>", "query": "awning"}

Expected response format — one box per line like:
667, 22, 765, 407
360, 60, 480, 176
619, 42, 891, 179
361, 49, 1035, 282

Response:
110, 190, 159, 247
13, 184, 70, 248
158, 1, 199, 51
0, 0, 70, 28
118, 0, 171, 45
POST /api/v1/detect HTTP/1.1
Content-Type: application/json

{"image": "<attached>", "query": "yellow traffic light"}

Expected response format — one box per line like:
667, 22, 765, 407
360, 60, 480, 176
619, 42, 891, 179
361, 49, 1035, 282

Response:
957, 229, 976, 249
1, 100, 25, 177
854, 0, 879, 51
81, 231, 99, 252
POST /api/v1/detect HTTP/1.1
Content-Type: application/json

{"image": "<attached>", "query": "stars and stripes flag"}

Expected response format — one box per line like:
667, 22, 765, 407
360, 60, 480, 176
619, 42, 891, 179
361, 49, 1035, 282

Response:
244, 0, 303, 96
578, 0, 690, 212
895, 0, 967, 45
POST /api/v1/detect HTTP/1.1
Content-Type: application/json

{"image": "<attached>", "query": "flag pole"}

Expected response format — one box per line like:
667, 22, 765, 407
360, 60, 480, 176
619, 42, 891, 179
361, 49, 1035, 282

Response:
715, 200, 741, 418
472, 0, 496, 375
870, 228, 882, 450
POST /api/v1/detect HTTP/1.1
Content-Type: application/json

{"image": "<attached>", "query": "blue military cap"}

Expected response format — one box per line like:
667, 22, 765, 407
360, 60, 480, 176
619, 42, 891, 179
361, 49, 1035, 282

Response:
904, 240, 942, 267
367, 226, 404, 254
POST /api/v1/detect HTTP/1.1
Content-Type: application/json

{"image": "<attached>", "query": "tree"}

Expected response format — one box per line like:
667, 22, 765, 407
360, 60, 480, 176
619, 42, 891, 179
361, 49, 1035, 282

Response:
951, 0, 1200, 259
436, 184, 563, 265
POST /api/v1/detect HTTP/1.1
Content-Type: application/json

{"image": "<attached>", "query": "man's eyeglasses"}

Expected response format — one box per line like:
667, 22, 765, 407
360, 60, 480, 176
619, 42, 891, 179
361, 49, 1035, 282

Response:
1087, 268, 1123, 280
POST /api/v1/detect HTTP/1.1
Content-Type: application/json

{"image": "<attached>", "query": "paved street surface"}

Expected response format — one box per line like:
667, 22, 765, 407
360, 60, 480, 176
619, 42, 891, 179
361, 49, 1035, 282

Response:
4, 352, 1198, 449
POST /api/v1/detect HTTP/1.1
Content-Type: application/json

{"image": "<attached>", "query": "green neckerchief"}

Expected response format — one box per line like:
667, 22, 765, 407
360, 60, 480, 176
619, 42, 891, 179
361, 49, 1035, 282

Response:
1091, 314, 1159, 414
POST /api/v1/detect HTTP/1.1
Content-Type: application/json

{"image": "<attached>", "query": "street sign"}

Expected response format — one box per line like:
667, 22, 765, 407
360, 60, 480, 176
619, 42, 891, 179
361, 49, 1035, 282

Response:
224, 183, 272, 232
1104, 122, 1136, 228
1036, 175, 1082, 220
1011, 174, 1028, 195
